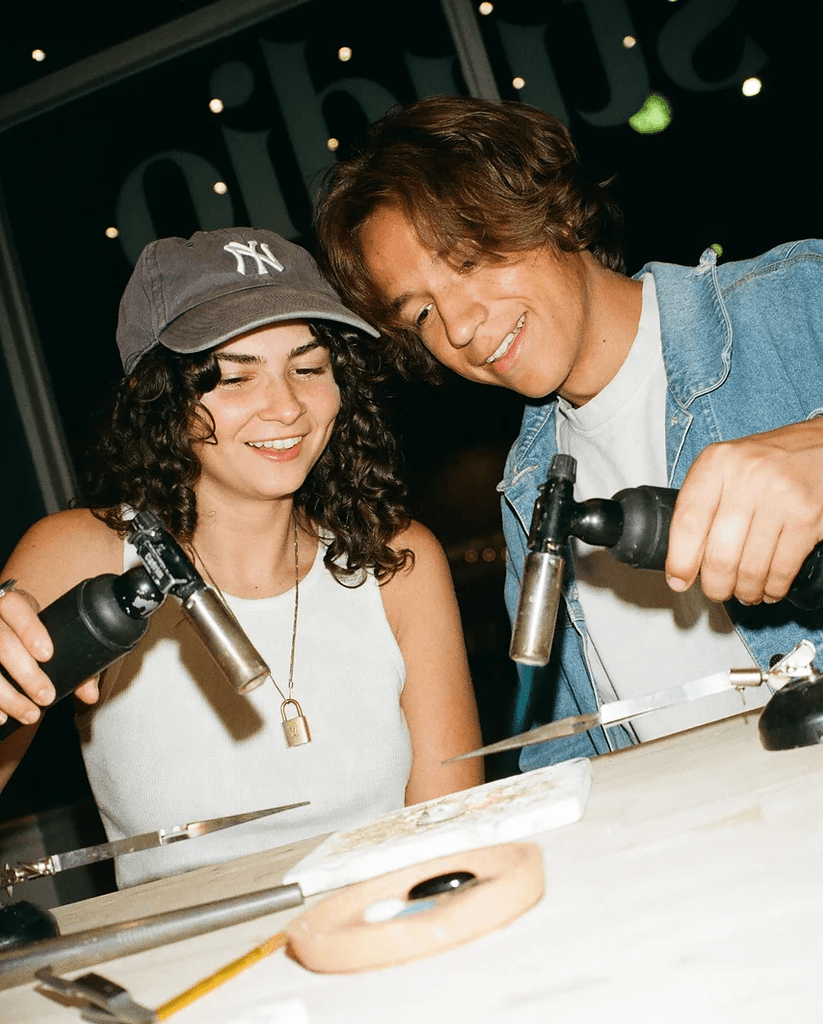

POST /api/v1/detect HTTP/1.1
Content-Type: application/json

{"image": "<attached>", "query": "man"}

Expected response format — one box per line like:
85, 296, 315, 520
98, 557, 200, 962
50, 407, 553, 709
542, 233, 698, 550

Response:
315, 95, 823, 767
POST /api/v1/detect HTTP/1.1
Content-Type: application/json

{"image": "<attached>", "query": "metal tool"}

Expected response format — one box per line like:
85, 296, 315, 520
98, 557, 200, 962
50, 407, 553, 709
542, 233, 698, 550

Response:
35, 967, 157, 1023
34, 930, 290, 1024
0, 509, 272, 742
1, 803, 308, 895
445, 641, 818, 762
0, 881, 305, 990
510, 454, 823, 668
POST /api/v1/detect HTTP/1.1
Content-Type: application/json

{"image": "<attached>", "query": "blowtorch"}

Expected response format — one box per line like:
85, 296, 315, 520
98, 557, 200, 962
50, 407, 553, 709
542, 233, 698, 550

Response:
510, 454, 823, 668
0, 510, 270, 742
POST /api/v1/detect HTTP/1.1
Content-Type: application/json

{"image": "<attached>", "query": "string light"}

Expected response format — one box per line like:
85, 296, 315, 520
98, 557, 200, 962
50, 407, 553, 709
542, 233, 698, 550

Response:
479, 2, 494, 13
338, 47, 352, 62
209, 98, 224, 114
623, 36, 637, 49
213, 181, 228, 195
512, 77, 525, 90
742, 77, 762, 97
327, 138, 340, 151
105, 227, 119, 239
31, 49, 46, 62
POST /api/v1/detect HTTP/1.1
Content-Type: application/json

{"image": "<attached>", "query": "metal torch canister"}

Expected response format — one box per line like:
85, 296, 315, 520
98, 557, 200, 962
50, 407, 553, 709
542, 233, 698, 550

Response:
182, 588, 270, 693
509, 550, 565, 666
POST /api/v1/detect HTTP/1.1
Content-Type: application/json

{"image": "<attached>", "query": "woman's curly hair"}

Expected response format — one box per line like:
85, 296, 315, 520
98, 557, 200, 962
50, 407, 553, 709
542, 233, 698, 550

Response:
316, 95, 625, 381
80, 322, 411, 584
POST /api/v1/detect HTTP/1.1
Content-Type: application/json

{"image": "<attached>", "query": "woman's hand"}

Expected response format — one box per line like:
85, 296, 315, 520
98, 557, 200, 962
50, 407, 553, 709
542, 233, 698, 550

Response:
0, 582, 98, 729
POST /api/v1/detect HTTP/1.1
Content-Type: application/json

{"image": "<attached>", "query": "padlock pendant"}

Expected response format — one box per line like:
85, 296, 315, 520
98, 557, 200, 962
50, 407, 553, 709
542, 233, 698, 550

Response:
281, 698, 311, 747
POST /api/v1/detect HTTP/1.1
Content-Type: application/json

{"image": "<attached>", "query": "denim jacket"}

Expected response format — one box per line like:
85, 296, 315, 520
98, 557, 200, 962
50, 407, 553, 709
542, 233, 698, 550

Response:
499, 240, 823, 769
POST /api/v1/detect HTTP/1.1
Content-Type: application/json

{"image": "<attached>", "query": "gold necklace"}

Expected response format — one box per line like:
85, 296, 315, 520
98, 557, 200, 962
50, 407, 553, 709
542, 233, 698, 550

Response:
191, 514, 310, 748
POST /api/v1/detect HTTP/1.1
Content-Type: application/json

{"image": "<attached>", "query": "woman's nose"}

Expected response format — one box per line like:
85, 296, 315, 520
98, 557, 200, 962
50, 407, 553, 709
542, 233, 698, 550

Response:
259, 378, 304, 423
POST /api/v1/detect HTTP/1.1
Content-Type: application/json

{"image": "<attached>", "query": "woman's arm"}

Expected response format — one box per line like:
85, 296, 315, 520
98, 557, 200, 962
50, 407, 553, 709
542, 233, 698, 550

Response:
0, 509, 121, 787
380, 520, 484, 804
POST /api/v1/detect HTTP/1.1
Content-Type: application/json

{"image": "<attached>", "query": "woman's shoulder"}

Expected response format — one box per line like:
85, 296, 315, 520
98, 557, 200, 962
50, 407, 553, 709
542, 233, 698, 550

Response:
388, 519, 447, 562
381, 519, 452, 600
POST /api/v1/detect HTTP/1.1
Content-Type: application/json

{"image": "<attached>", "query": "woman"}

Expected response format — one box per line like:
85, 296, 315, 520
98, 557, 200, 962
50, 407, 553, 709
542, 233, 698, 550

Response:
0, 227, 482, 886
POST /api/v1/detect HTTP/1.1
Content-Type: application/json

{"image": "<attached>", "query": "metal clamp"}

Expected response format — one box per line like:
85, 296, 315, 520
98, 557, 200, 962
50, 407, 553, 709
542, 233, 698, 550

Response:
34, 967, 156, 1023
766, 639, 818, 690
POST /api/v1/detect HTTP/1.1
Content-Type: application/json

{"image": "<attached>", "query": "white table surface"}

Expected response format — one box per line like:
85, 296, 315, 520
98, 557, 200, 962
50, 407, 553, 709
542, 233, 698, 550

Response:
2, 709, 822, 1023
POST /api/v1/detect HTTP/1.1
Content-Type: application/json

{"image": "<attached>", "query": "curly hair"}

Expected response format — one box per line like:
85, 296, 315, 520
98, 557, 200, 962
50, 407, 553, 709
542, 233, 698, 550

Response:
315, 95, 626, 379
80, 322, 411, 584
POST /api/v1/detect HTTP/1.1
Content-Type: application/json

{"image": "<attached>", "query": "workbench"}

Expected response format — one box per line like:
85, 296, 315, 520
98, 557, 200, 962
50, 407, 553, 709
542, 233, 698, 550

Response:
2, 709, 821, 1022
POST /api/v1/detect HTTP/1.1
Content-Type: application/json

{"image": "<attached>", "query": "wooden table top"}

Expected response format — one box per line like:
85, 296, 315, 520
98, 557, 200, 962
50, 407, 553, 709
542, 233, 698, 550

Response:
2, 709, 821, 1023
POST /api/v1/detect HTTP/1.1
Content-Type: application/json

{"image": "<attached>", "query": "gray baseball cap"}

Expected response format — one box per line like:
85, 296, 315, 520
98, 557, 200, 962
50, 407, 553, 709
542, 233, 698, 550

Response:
116, 227, 379, 373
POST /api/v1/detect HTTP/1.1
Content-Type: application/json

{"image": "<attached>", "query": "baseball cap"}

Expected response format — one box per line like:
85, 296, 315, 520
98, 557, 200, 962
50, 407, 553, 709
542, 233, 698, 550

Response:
116, 227, 379, 373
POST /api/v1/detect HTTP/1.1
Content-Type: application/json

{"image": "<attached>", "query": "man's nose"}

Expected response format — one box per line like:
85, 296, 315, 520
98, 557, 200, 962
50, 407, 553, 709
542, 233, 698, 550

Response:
440, 288, 487, 350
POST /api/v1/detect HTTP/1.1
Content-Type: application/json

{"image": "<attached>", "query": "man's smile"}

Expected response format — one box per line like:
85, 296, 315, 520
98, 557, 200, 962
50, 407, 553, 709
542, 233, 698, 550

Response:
486, 313, 526, 364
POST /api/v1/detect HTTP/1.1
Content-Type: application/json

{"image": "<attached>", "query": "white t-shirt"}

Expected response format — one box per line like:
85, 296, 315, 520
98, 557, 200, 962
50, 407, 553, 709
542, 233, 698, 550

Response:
556, 274, 769, 740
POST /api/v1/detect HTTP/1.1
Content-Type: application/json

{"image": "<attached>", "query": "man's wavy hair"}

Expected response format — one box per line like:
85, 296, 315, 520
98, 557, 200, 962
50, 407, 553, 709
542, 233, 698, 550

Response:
81, 322, 411, 584
316, 95, 626, 380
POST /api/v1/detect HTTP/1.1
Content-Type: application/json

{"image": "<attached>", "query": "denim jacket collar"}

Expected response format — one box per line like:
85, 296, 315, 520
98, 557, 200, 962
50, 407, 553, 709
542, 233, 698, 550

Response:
500, 247, 728, 516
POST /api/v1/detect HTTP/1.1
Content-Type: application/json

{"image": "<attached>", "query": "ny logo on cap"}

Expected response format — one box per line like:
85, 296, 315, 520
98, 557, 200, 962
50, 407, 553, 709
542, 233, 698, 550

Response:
223, 240, 284, 276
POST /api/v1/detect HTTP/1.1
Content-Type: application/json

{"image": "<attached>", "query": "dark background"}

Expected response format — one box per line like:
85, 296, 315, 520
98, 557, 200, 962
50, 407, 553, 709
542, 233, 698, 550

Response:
0, 0, 821, 871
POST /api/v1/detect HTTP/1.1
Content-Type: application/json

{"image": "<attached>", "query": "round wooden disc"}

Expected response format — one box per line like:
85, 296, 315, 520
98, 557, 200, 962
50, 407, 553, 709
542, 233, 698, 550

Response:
286, 842, 544, 973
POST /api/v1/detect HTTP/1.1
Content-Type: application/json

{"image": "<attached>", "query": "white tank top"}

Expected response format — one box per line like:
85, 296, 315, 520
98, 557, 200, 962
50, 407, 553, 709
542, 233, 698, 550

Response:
77, 539, 411, 888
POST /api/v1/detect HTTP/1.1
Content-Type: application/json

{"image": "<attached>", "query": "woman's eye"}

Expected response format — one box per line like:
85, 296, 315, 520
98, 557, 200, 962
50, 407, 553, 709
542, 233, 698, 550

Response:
218, 375, 248, 388
294, 363, 330, 376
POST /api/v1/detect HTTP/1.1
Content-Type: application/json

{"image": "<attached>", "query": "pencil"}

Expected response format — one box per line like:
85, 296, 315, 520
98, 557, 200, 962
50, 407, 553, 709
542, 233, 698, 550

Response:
154, 930, 289, 1020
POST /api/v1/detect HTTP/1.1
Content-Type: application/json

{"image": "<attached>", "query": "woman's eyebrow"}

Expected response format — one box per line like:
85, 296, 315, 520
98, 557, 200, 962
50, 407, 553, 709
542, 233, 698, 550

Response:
216, 351, 262, 365
290, 340, 324, 357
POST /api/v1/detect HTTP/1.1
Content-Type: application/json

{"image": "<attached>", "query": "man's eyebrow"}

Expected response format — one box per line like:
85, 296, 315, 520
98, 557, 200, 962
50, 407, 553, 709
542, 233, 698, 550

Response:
388, 291, 414, 316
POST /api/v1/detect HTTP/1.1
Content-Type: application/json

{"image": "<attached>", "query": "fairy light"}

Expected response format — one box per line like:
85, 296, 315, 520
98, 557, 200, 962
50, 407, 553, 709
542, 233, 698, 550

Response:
327, 138, 340, 151
105, 227, 119, 239
213, 181, 228, 195
479, 2, 494, 13
31, 49, 46, 62
623, 36, 637, 48
338, 46, 352, 62
512, 77, 525, 90
209, 98, 225, 114
742, 77, 762, 97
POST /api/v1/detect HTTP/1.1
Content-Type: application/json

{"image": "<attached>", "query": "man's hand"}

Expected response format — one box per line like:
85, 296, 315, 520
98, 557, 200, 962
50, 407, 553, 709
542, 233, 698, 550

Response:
665, 420, 823, 605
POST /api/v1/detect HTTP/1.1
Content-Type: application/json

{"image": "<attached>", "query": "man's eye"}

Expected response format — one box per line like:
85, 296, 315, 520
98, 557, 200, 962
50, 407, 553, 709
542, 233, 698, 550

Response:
218, 375, 248, 387
415, 305, 432, 328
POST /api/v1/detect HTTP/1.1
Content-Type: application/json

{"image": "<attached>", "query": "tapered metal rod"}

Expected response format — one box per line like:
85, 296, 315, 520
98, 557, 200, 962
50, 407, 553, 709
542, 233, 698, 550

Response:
0, 882, 304, 990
